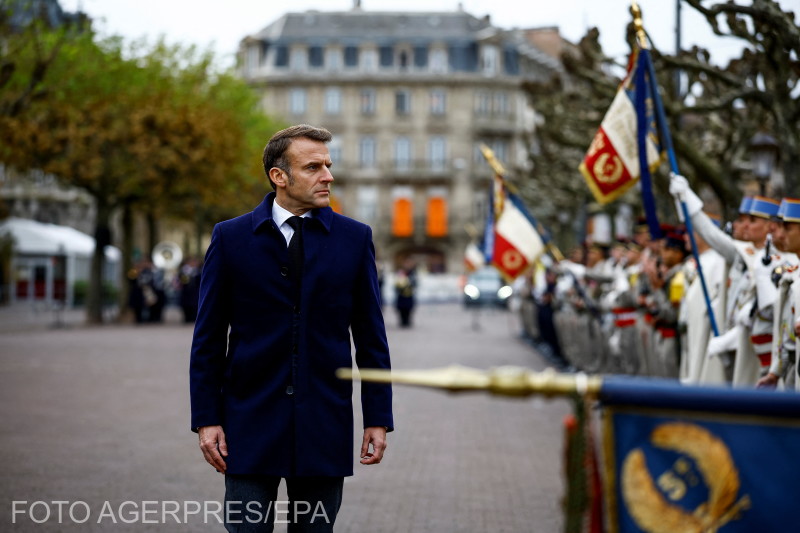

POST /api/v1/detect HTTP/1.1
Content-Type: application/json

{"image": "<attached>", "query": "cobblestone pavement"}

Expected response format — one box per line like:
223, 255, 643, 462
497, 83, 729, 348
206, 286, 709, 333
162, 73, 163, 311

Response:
0, 303, 571, 532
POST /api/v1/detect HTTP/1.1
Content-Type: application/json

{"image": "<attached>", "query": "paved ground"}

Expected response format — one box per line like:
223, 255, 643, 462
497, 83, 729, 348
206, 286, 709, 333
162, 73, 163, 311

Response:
0, 302, 571, 532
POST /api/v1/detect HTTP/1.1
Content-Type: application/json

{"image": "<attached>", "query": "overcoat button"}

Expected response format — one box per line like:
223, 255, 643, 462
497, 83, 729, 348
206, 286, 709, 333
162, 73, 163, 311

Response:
280, 266, 289, 277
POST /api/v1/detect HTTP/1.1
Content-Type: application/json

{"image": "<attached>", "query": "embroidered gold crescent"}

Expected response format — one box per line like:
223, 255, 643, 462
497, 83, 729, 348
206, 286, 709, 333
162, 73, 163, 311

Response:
593, 153, 624, 184
621, 422, 750, 532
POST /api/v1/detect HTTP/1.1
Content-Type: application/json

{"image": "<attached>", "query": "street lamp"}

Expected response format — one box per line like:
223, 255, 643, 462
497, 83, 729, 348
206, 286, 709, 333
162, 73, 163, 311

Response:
749, 132, 779, 196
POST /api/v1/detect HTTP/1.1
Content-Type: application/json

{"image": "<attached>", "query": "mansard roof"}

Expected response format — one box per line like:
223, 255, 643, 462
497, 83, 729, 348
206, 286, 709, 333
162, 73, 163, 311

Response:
253, 10, 498, 44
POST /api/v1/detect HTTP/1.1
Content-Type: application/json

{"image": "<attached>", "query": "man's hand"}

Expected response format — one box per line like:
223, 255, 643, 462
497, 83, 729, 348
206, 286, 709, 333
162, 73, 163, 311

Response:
757, 372, 780, 389
198, 425, 228, 473
669, 173, 704, 217
360, 426, 387, 465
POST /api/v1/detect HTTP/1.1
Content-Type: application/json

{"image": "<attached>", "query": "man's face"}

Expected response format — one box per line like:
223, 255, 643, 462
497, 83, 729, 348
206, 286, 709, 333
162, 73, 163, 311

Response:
732, 215, 748, 240
747, 215, 770, 246
273, 137, 334, 214
773, 220, 788, 250
781, 222, 800, 254
661, 247, 684, 269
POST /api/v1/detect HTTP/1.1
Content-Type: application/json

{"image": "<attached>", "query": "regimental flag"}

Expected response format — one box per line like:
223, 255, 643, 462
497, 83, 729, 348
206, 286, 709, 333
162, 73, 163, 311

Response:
492, 188, 545, 280
599, 377, 800, 533
464, 242, 485, 272
579, 48, 665, 212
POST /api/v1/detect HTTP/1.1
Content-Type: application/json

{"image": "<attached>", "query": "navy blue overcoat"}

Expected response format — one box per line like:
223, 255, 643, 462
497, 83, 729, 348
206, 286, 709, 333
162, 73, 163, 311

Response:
190, 193, 393, 477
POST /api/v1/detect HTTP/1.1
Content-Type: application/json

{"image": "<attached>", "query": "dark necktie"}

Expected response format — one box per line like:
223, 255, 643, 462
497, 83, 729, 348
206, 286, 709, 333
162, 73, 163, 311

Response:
286, 216, 305, 280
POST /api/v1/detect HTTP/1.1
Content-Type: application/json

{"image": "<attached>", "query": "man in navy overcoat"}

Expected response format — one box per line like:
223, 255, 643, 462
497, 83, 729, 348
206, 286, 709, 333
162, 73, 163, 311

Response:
190, 125, 393, 532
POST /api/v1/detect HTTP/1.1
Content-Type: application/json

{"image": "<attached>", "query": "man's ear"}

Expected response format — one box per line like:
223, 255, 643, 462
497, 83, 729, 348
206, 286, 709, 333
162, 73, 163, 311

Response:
269, 168, 286, 188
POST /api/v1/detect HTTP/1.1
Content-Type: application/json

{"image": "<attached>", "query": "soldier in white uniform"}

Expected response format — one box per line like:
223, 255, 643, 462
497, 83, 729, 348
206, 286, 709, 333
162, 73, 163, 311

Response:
733, 197, 782, 385
669, 175, 775, 386
678, 222, 726, 384
757, 199, 800, 389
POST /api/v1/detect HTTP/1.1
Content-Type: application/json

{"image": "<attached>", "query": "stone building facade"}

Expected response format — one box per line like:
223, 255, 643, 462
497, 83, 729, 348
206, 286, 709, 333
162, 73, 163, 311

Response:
239, 6, 561, 273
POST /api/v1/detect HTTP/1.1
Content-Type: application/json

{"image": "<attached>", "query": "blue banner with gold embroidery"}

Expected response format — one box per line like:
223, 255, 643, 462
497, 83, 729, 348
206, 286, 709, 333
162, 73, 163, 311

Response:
600, 377, 800, 533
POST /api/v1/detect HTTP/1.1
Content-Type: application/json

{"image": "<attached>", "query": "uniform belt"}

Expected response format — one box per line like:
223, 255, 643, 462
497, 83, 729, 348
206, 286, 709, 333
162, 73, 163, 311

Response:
612, 307, 638, 328
657, 327, 677, 338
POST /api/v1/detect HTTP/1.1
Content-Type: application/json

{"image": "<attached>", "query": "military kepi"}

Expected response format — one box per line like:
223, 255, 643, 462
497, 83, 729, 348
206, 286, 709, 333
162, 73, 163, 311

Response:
779, 198, 800, 223
748, 196, 780, 219
738, 196, 753, 214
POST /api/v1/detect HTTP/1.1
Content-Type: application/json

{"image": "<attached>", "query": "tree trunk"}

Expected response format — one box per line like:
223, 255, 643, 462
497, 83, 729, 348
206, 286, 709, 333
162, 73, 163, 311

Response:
146, 209, 159, 258
87, 199, 112, 324
195, 211, 205, 259
117, 200, 134, 322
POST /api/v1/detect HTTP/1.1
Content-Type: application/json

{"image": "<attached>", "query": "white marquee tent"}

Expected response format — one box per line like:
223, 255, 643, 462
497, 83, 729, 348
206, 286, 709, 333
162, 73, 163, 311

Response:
0, 217, 121, 306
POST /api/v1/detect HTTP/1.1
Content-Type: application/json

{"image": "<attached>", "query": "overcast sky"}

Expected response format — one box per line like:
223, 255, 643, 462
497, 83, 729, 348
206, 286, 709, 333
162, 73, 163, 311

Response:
60, 0, 797, 67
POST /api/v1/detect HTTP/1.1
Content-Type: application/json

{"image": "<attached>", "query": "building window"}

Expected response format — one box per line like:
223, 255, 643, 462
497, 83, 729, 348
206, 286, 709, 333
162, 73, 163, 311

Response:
394, 137, 412, 171
474, 140, 508, 166
504, 47, 519, 75
428, 136, 447, 171
414, 46, 428, 68
324, 87, 342, 115
395, 90, 411, 115
344, 46, 359, 67
289, 88, 306, 115
275, 46, 289, 67
480, 44, 499, 75
493, 91, 510, 115
430, 89, 446, 115
308, 46, 324, 68
356, 186, 378, 224
473, 142, 485, 166
359, 136, 377, 169
246, 45, 260, 72
491, 139, 508, 164
326, 48, 342, 71
379, 46, 393, 67
329, 137, 343, 166
430, 48, 447, 73
360, 88, 376, 115
475, 91, 491, 116
361, 49, 377, 72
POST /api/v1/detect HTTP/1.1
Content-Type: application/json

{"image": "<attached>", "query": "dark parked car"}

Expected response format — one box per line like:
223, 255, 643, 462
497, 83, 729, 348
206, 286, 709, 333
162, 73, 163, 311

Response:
463, 267, 513, 308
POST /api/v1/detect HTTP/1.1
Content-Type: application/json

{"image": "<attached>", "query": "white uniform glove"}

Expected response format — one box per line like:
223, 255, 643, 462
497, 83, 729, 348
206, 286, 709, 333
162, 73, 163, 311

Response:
754, 259, 777, 310
669, 173, 704, 217
707, 326, 740, 357
735, 301, 754, 327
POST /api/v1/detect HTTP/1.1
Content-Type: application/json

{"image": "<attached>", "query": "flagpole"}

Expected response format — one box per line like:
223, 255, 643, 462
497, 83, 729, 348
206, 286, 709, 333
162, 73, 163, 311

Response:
481, 144, 569, 268
631, 2, 720, 337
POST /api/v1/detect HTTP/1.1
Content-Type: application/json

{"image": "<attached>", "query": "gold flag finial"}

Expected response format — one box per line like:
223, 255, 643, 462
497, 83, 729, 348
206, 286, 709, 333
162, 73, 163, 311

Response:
337, 365, 602, 399
480, 143, 507, 177
630, 0, 649, 49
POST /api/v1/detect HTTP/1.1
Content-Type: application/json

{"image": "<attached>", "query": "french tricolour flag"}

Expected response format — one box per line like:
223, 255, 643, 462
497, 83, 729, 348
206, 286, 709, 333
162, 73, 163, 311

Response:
492, 193, 544, 280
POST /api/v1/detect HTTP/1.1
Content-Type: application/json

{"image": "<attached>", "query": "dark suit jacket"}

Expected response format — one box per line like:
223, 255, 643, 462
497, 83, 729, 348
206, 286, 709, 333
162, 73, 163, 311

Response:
190, 192, 393, 476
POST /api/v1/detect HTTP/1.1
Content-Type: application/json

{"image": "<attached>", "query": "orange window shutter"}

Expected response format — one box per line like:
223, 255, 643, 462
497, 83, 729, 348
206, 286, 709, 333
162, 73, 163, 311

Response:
392, 197, 414, 237
426, 197, 448, 237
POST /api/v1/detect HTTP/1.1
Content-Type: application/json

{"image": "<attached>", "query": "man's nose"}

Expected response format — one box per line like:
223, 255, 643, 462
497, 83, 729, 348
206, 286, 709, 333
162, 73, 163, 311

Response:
321, 167, 334, 182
